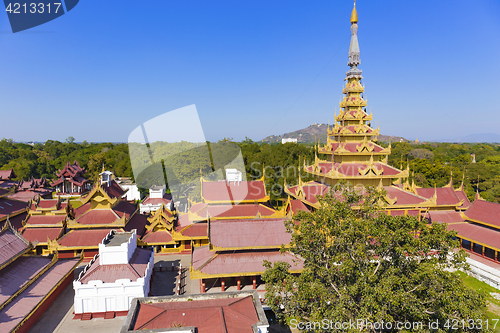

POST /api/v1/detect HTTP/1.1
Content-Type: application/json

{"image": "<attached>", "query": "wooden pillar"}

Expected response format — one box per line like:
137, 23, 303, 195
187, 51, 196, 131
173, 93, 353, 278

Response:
237, 278, 241, 291
221, 279, 225, 292
460, 238, 462, 248
201, 280, 206, 293
252, 276, 256, 290
471, 242, 474, 253
482, 246, 485, 257
495, 251, 498, 262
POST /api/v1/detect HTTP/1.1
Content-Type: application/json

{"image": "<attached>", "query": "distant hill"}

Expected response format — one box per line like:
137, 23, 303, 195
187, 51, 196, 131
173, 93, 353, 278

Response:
445, 133, 500, 143
261, 124, 407, 144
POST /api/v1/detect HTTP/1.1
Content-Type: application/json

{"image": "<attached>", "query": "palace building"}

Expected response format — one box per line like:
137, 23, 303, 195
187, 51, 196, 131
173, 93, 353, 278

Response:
283, 1, 500, 288
45, 170, 148, 259
51, 161, 92, 195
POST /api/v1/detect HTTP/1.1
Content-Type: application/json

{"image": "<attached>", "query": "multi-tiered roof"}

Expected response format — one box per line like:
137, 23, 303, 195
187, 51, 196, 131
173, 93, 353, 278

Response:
303, 3, 407, 187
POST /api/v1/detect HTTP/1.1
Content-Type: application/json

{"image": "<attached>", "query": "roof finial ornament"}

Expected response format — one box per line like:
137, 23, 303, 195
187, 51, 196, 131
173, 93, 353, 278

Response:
347, 0, 361, 73
351, 0, 358, 24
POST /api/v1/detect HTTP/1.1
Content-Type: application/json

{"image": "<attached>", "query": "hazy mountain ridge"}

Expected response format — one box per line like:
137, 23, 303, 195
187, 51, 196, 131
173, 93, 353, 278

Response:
261, 124, 407, 144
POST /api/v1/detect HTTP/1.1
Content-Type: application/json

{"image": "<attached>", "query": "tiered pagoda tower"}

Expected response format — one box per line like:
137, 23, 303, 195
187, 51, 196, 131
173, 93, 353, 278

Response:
304, 2, 408, 187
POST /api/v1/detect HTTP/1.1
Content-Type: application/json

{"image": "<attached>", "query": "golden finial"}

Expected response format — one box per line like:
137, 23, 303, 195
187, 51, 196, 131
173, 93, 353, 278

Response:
351, 0, 358, 24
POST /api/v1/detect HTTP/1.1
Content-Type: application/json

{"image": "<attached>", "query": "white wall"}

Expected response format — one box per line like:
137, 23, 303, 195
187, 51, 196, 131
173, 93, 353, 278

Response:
74, 251, 154, 314
465, 257, 500, 290
99, 230, 136, 265
121, 184, 141, 201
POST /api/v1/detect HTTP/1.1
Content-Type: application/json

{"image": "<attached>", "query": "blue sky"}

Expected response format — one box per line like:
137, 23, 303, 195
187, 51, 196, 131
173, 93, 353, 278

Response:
0, 0, 499, 143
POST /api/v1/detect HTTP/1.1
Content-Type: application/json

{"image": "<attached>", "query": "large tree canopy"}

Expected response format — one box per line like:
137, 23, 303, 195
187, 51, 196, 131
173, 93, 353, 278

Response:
263, 184, 488, 332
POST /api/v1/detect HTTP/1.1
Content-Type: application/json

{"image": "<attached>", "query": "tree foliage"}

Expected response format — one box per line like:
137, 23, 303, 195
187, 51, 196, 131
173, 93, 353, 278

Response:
263, 184, 487, 332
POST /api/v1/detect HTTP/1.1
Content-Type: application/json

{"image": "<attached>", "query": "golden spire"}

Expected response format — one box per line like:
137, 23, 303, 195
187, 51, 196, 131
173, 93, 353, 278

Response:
351, 1, 358, 24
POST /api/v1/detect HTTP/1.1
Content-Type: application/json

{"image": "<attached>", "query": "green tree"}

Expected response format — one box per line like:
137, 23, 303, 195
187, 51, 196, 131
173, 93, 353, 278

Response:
263, 184, 487, 332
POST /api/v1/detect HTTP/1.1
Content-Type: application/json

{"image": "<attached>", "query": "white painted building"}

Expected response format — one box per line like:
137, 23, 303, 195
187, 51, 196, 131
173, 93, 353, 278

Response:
282, 138, 298, 144
115, 177, 142, 201
225, 168, 242, 183
140, 185, 174, 214
73, 230, 154, 314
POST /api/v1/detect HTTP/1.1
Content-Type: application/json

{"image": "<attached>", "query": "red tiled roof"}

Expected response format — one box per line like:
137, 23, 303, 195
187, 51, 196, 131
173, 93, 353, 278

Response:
22, 227, 63, 243
76, 209, 119, 225
142, 193, 173, 206
25, 215, 65, 225
326, 142, 384, 153
0, 227, 30, 267
0, 212, 28, 231
428, 210, 464, 224
210, 218, 290, 249
287, 182, 329, 205
289, 200, 310, 214
58, 229, 122, 248
384, 186, 426, 205
192, 247, 303, 276
79, 248, 152, 284
141, 230, 173, 244
74, 202, 91, 218
6, 190, 49, 202
0, 180, 17, 189
0, 198, 28, 219
125, 213, 148, 235
177, 214, 192, 229
190, 203, 208, 214
464, 200, 500, 228
0, 256, 52, 305
37, 199, 59, 209
133, 296, 259, 333
0, 169, 15, 180
102, 180, 126, 198
415, 187, 461, 206
0, 257, 80, 333
202, 180, 267, 202
455, 188, 471, 209
113, 200, 137, 219
181, 223, 207, 237
195, 204, 276, 219
448, 223, 500, 250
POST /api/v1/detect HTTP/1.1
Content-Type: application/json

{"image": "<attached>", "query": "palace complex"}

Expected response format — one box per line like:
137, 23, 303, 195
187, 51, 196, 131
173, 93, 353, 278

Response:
0, 3, 499, 330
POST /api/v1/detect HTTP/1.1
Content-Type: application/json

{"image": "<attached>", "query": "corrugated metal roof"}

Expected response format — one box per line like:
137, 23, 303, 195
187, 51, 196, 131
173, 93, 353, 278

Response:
0, 257, 80, 332
384, 186, 426, 205
58, 229, 120, 247
79, 247, 152, 283
202, 180, 267, 202
76, 209, 118, 225
193, 248, 303, 275
196, 204, 276, 219
25, 215, 65, 225
142, 230, 173, 244
210, 218, 290, 249
22, 227, 63, 243
0, 256, 52, 305
133, 295, 258, 333
429, 210, 464, 224
0, 228, 30, 267
0, 198, 28, 219
416, 187, 460, 206
465, 200, 500, 228
181, 223, 207, 237
448, 222, 500, 250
